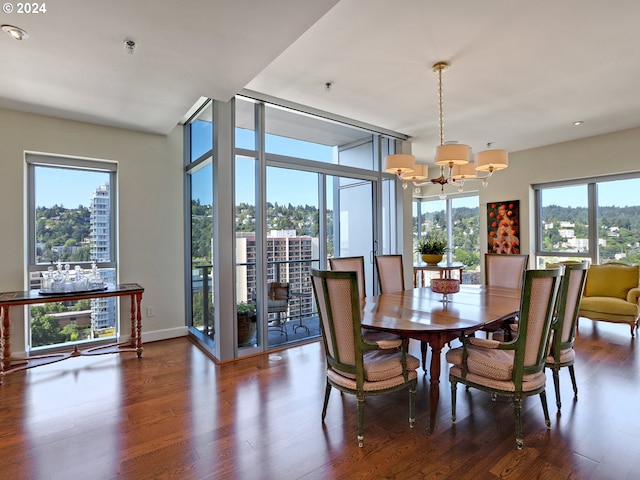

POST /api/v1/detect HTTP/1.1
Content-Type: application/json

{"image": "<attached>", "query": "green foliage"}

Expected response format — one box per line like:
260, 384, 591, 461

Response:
35, 205, 92, 263
416, 231, 447, 255
30, 314, 63, 347
237, 301, 256, 316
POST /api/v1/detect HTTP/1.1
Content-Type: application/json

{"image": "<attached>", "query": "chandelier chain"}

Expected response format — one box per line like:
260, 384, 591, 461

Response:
437, 65, 444, 146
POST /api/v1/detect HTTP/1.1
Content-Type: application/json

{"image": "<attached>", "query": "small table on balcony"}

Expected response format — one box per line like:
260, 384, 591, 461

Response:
0, 283, 144, 384
413, 261, 465, 287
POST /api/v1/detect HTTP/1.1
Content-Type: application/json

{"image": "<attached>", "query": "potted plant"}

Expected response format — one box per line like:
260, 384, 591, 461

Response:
416, 231, 447, 265
237, 301, 257, 346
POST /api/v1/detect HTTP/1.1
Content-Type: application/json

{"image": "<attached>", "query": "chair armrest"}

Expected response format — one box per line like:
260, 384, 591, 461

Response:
626, 287, 640, 304
468, 337, 501, 349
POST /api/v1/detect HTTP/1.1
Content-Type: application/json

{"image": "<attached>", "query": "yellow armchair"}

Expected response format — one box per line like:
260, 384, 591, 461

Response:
578, 262, 640, 337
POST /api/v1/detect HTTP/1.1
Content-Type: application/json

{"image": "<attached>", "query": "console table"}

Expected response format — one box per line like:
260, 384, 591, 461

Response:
413, 261, 465, 287
0, 283, 144, 383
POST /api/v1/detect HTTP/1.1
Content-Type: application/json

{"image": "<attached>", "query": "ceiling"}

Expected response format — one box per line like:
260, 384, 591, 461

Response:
3, 0, 640, 166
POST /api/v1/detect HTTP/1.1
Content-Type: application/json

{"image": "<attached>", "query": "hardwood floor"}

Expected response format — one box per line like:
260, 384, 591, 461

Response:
1, 319, 638, 480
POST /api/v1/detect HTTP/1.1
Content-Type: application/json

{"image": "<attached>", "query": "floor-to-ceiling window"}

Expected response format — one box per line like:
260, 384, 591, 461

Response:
186, 101, 215, 348
534, 174, 640, 267
185, 94, 407, 359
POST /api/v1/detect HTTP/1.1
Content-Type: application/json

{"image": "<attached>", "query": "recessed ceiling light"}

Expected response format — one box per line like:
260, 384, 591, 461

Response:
1, 25, 29, 41
573, 120, 584, 126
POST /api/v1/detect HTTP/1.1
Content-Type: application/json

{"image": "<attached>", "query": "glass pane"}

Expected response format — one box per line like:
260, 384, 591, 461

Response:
539, 185, 589, 254
266, 167, 320, 348
413, 198, 447, 264
190, 102, 212, 161
327, 175, 374, 295
189, 161, 214, 343
264, 104, 372, 164
31, 165, 115, 348
451, 196, 480, 284
597, 177, 640, 264
235, 156, 259, 348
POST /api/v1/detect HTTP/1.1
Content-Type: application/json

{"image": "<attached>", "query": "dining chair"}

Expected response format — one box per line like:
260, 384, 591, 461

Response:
446, 267, 562, 449
375, 254, 430, 367
483, 253, 529, 339
544, 261, 589, 411
330, 256, 404, 348
375, 254, 405, 294
310, 269, 419, 447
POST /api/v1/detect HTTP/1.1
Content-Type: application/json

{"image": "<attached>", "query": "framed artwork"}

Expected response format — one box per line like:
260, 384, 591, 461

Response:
487, 200, 520, 254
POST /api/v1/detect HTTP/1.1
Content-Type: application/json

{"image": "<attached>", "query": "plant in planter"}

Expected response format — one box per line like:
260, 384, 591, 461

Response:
416, 231, 448, 265
237, 301, 257, 346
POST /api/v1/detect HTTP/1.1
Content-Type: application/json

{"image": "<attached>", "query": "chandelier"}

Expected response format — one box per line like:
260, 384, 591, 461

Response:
385, 61, 508, 196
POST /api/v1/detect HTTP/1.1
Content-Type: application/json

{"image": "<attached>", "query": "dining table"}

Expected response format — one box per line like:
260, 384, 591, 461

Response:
360, 284, 521, 434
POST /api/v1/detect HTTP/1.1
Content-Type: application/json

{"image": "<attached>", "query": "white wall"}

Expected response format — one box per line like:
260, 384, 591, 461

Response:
0, 108, 186, 357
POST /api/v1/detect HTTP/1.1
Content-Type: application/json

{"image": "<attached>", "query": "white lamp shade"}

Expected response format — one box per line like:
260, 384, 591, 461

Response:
401, 163, 428, 181
434, 144, 470, 166
475, 149, 509, 172
451, 162, 478, 180
384, 154, 415, 174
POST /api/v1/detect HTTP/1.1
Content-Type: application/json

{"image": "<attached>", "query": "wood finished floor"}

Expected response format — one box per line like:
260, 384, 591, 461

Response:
0, 319, 638, 480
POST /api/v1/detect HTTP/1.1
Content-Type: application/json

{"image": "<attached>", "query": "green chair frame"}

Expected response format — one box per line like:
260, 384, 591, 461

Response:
310, 269, 417, 447
448, 268, 562, 449
545, 261, 590, 411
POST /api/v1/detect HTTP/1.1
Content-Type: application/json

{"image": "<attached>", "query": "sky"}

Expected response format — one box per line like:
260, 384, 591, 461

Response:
35, 167, 110, 208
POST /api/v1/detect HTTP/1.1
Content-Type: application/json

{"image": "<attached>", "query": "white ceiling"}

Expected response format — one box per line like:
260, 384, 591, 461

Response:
3, 0, 640, 165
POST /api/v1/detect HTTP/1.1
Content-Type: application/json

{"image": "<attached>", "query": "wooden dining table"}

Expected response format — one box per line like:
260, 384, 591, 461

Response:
360, 284, 521, 434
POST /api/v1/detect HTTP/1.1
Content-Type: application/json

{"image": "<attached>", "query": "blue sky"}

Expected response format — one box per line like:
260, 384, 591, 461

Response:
35, 167, 110, 208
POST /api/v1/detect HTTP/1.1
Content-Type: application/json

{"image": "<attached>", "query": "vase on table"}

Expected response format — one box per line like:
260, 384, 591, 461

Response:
422, 254, 443, 265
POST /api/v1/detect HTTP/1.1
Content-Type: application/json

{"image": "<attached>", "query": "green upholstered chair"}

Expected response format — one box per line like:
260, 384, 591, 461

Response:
544, 261, 590, 411
446, 268, 562, 449
578, 262, 640, 337
310, 269, 418, 447
329, 256, 404, 348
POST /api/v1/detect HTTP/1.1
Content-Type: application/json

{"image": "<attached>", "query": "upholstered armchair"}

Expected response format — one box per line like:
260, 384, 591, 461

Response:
446, 268, 562, 449
310, 269, 418, 447
578, 262, 640, 337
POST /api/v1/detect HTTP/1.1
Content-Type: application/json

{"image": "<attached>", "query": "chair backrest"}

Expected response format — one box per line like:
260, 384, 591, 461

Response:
375, 255, 405, 294
329, 256, 366, 300
485, 253, 529, 289
548, 261, 589, 353
267, 282, 289, 313
511, 268, 562, 384
311, 269, 363, 376
583, 261, 639, 299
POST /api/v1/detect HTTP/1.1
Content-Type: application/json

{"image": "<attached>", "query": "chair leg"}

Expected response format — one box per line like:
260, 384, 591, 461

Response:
409, 381, 416, 428
322, 381, 331, 421
513, 396, 523, 450
568, 365, 578, 399
356, 393, 365, 448
451, 380, 457, 423
551, 366, 562, 410
540, 390, 551, 429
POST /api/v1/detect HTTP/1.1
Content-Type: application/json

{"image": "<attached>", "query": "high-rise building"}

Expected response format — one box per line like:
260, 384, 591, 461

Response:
90, 183, 116, 333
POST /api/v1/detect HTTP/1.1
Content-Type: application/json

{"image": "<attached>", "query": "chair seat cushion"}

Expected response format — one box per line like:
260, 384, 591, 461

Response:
449, 365, 546, 393
546, 347, 574, 365
267, 299, 288, 310
328, 364, 418, 392
579, 297, 638, 317
327, 350, 419, 390
446, 345, 540, 383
